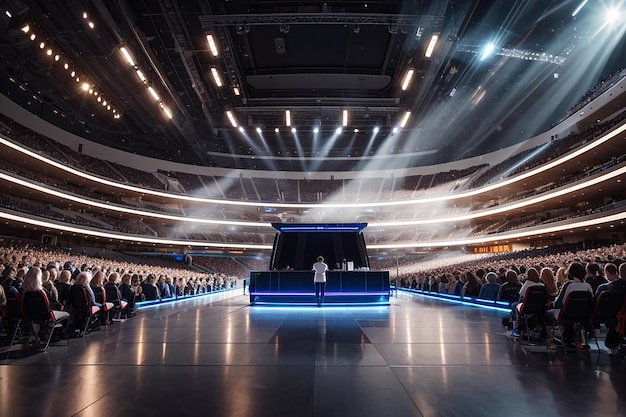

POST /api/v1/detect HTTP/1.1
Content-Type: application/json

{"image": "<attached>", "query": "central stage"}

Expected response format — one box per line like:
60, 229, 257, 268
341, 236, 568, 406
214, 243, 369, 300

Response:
249, 270, 390, 305
249, 222, 390, 305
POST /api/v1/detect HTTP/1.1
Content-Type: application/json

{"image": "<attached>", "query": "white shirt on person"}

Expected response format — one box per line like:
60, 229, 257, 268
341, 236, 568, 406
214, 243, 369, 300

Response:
313, 261, 328, 283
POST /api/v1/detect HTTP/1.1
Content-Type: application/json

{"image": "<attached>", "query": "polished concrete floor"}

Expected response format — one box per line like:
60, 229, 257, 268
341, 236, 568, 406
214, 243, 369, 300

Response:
1, 290, 625, 417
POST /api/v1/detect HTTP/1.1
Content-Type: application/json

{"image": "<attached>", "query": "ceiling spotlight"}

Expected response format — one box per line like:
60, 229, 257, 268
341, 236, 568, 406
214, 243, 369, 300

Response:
392, 127, 399, 134
81, 83, 89, 91
82, 12, 88, 19
425, 34, 438, 58
206, 34, 219, 56
88, 21, 95, 29
29, 33, 36, 41
342, 109, 348, 127
226, 111, 238, 127
120, 46, 136, 67
238, 126, 245, 133
210, 67, 223, 87
54, 54, 60, 61
336, 127, 342, 134
147, 86, 160, 102
353, 128, 359, 133
46, 49, 52, 56
400, 111, 411, 128
313, 127, 319, 134
291, 127, 296, 133
274, 128, 279, 133
401, 68, 414, 91
373, 126, 380, 134
233, 87, 240, 96
39, 42, 45, 49
285, 110, 291, 126
20, 24, 29, 33
256, 127, 262, 134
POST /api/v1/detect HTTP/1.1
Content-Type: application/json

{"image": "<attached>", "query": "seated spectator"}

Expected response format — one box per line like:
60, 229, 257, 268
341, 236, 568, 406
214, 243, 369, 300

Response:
461, 271, 482, 297
595, 263, 622, 298
157, 275, 172, 298
141, 274, 159, 301
510, 268, 544, 337
555, 267, 567, 289
585, 262, 607, 293
544, 262, 593, 347
41, 269, 61, 310
54, 269, 72, 310
90, 270, 114, 321
104, 272, 128, 320
478, 272, 500, 301
22, 266, 70, 342
1, 266, 19, 289
540, 267, 559, 306
118, 273, 136, 318
498, 269, 522, 302
448, 271, 463, 296
438, 275, 449, 294
131, 274, 144, 302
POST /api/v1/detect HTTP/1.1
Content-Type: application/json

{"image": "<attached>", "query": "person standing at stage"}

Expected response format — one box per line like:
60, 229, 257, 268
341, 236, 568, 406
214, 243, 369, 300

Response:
312, 256, 328, 307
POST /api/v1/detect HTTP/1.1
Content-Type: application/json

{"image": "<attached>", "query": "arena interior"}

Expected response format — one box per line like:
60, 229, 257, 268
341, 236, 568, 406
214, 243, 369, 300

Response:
1, 1, 626, 417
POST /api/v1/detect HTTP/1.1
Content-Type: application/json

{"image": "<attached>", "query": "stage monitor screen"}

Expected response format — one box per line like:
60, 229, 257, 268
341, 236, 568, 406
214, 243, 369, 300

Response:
269, 223, 369, 271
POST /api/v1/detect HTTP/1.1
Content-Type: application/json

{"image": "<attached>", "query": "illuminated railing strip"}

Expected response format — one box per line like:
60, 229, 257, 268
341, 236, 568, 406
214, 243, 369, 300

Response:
0, 210, 272, 250
2, 119, 625, 209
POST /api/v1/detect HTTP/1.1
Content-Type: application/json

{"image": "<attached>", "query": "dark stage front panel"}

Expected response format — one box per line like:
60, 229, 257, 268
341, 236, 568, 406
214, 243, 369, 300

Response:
249, 270, 390, 305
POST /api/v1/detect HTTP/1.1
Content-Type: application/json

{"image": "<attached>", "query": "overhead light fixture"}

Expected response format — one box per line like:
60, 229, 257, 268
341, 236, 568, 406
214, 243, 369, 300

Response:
29, 33, 35, 41
313, 127, 319, 134
226, 111, 238, 127
206, 34, 219, 56
425, 34, 438, 58
415, 27, 424, 38
39, 42, 45, 49
233, 87, 240, 96
81, 83, 89, 91
147, 86, 160, 102
353, 128, 359, 133
342, 109, 348, 127
88, 21, 95, 29
256, 127, 262, 134
210, 67, 223, 87
336, 127, 342, 134
291, 127, 296, 133
54, 54, 60, 61
401, 68, 414, 91
274, 128, 279, 133
285, 110, 291, 126
400, 111, 411, 128
82, 12, 88, 19
238, 126, 245, 132
373, 126, 380, 134
136, 69, 146, 83
120, 46, 135, 67
20, 24, 29, 33
160, 103, 173, 119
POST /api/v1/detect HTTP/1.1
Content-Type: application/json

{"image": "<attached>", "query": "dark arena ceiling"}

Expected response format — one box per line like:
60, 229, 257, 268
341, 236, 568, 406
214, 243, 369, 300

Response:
1, 0, 625, 171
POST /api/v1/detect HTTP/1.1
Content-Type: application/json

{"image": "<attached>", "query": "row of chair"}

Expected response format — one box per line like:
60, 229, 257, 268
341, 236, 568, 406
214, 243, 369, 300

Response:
516, 287, 624, 352
2, 285, 102, 357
